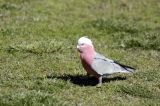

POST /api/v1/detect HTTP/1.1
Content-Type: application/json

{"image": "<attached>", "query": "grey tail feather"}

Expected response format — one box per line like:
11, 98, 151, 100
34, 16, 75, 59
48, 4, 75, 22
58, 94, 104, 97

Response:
114, 61, 136, 73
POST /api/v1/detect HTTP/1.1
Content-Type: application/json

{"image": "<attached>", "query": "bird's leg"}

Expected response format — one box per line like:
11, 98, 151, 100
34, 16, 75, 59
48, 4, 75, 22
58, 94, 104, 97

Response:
96, 75, 102, 87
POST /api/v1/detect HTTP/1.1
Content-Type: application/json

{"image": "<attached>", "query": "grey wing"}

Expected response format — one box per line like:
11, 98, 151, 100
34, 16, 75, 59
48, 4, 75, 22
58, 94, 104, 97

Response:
91, 53, 130, 75
94, 52, 113, 62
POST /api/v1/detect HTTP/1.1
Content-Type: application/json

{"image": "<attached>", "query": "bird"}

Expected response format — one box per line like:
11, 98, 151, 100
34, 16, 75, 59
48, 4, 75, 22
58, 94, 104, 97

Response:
76, 36, 135, 87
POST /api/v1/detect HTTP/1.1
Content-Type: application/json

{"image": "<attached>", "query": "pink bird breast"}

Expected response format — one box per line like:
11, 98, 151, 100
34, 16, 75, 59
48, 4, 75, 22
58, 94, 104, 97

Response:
78, 44, 97, 75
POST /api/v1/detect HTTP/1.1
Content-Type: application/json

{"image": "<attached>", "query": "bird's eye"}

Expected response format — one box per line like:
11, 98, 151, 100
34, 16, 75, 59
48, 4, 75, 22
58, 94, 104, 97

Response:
81, 43, 85, 46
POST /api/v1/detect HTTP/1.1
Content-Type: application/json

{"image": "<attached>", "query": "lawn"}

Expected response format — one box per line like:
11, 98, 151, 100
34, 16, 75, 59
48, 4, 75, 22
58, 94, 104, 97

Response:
0, 0, 160, 106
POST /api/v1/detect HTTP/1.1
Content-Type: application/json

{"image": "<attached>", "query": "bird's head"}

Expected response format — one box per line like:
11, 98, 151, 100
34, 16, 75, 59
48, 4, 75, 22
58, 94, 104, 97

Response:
77, 36, 94, 53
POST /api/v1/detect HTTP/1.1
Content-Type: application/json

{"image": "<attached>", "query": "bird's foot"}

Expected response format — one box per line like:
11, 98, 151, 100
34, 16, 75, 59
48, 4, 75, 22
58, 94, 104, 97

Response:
96, 83, 102, 88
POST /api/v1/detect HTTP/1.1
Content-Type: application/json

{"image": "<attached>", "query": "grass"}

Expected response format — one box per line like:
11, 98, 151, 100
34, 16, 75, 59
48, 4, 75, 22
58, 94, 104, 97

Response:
0, 0, 160, 105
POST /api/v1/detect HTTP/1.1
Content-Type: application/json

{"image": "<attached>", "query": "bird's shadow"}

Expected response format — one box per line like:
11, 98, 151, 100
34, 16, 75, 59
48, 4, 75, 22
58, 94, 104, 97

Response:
46, 74, 127, 86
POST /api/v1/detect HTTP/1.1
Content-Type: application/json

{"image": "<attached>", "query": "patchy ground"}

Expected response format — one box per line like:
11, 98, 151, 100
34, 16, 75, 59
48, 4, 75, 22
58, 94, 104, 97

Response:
0, 0, 160, 105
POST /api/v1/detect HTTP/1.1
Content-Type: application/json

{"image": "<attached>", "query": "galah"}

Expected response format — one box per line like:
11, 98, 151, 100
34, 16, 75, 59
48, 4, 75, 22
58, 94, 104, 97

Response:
77, 36, 135, 87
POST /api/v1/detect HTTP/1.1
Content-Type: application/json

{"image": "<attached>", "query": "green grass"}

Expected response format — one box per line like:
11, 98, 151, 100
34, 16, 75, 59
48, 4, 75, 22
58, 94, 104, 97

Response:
0, 0, 160, 105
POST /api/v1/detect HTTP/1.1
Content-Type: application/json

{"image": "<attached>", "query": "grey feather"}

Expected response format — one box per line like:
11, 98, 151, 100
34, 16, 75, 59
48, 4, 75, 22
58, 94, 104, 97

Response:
91, 52, 135, 75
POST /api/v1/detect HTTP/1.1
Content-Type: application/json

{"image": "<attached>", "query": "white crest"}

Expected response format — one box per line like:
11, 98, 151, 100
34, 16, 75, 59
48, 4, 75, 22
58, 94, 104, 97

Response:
77, 36, 93, 47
